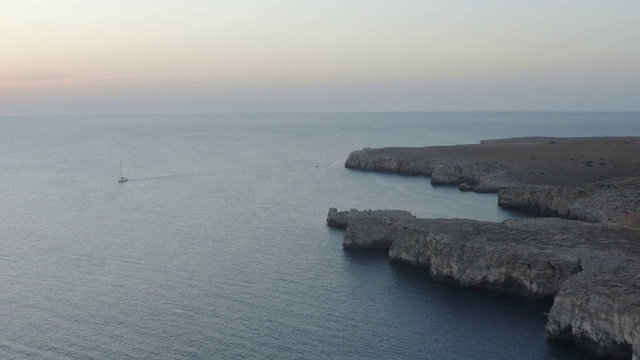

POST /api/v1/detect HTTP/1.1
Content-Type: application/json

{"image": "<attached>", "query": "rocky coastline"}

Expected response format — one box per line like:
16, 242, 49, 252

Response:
498, 178, 640, 229
345, 137, 640, 191
332, 137, 640, 359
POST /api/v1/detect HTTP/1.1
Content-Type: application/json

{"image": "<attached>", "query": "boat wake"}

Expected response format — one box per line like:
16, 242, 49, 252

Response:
127, 172, 204, 182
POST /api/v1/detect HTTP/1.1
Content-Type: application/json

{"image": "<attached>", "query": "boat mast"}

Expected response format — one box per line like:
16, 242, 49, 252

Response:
119, 161, 122, 178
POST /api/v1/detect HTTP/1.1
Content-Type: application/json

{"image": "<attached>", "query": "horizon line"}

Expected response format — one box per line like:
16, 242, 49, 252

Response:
2, 110, 640, 118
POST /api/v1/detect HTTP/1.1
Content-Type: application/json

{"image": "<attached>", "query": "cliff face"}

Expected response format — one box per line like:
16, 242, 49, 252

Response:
328, 209, 640, 359
387, 218, 583, 298
326, 207, 357, 228
499, 179, 640, 229
327, 208, 414, 249
498, 186, 592, 219
337, 137, 640, 358
547, 269, 640, 359
344, 149, 505, 191
345, 137, 640, 192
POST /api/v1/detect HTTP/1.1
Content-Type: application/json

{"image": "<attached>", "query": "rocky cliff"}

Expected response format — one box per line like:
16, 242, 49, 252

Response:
387, 218, 585, 298
345, 137, 640, 192
337, 136, 640, 358
498, 178, 640, 229
328, 209, 640, 359
327, 208, 414, 249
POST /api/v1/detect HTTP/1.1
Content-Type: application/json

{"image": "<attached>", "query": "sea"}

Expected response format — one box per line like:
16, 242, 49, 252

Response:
1, 112, 639, 359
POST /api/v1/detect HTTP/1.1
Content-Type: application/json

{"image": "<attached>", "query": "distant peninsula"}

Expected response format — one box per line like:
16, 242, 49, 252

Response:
330, 137, 640, 359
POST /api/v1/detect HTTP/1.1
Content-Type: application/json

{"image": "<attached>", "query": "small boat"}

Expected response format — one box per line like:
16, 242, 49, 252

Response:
118, 161, 128, 183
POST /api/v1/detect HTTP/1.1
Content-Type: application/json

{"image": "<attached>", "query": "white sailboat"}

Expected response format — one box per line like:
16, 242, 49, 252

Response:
118, 161, 128, 183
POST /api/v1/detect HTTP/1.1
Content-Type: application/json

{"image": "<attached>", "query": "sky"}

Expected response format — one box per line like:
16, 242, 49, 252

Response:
1, 0, 639, 115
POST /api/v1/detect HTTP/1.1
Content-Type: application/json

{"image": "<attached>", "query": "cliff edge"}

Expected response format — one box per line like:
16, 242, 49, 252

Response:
336, 136, 640, 358
498, 177, 640, 229
345, 137, 640, 192
328, 209, 640, 359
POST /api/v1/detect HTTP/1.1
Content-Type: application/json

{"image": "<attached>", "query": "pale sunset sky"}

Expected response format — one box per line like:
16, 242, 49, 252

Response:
1, 0, 639, 115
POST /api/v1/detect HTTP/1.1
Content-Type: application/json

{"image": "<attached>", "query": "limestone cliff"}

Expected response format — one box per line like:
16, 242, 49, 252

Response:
547, 269, 640, 359
344, 147, 505, 191
337, 137, 640, 358
345, 137, 640, 191
499, 178, 640, 229
387, 218, 584, 298
327, 208, 414, 249
328, 209, 640, 359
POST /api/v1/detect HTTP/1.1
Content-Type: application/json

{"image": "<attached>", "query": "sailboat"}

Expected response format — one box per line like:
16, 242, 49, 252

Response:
118, 161, 128, 183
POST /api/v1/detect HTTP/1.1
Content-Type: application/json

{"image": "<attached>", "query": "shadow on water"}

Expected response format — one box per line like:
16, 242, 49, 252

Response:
341, 248, 391, 265
390, 261, 554, 314
342, 248, 390, 259
386, 262, 602, 360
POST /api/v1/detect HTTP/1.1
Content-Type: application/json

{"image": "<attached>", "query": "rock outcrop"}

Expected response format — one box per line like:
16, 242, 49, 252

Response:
326, 208, 358, 228
498, 178, 640, 229
328, 209, 640, 359
337, 137, 640, 358
547, 269, 640, 359
345, 137, 640, 191
327, 208, 414, 249
388, 218, 584, 298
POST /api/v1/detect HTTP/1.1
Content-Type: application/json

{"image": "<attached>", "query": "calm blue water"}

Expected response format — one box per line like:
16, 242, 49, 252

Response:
1, 112, 638, 359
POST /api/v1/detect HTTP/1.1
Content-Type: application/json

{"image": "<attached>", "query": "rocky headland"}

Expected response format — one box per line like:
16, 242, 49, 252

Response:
328, 209, 640, 359
346, 136, 640, 191
326, 208, 414, 249
332, 137, 640, 359
498, 178, 640, 229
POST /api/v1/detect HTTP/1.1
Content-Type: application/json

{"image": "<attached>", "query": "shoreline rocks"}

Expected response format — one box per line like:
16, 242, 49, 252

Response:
328, 209, 640, 359
345, 137, 640, 193
333, 136, 640, 359
498, 178, 640, 229
327, 208, 414, 249
388, 217, 585, 298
